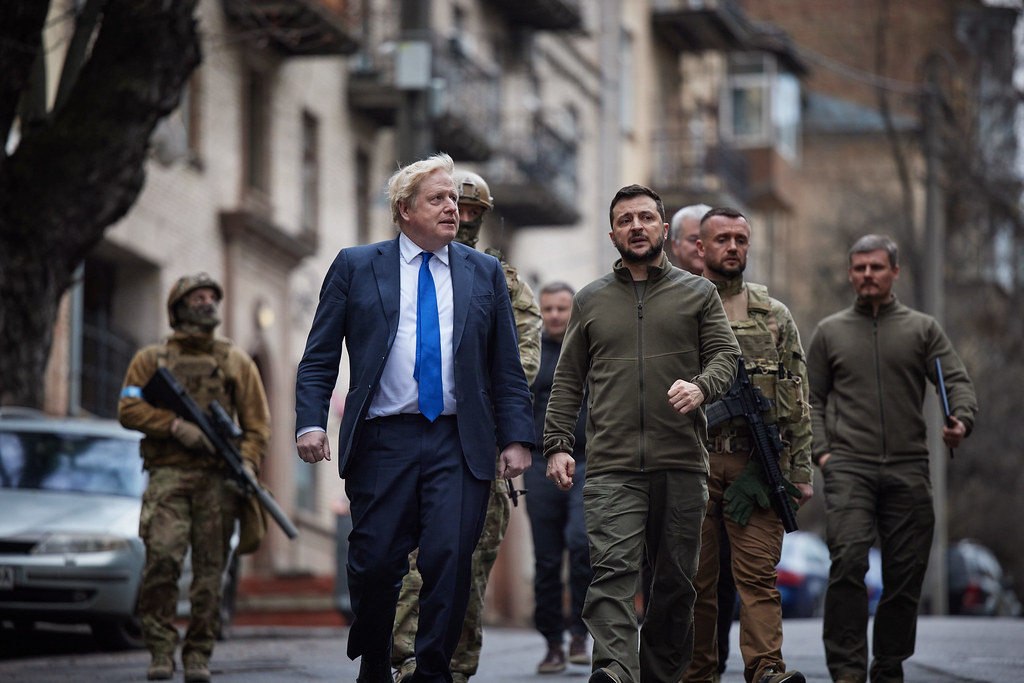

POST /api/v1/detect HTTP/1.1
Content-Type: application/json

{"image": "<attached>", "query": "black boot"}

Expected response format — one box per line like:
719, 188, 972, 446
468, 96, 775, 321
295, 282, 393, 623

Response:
356, 640, 393, 683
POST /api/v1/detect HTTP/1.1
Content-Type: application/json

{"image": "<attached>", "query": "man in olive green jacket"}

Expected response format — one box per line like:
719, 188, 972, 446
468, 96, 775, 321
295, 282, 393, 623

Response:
544, 185, 740, 683
808, 234, 977, 683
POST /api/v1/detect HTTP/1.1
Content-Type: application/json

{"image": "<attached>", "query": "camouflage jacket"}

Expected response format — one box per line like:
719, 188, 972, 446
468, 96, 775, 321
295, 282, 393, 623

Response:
486, 248, 541, 386
711, 276, 812, 485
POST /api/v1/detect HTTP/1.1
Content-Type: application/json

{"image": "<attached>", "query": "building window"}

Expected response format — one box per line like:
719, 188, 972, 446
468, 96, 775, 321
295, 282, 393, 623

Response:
80, 258, 138, 419
301, 110, 319, 235
244, 69, 270, 195
723, 53, 801, 162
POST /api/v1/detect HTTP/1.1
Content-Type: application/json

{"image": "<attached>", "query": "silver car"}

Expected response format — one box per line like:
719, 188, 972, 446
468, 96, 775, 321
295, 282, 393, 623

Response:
0, 408, 238, 649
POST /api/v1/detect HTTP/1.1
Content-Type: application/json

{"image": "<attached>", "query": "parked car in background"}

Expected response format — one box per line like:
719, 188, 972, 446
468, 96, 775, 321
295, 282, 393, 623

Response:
947, 539, 1021, 617
0, 408, 239, 650
776, 531, 830, 618
774, 530, 883, 618
865, 546, 883, 616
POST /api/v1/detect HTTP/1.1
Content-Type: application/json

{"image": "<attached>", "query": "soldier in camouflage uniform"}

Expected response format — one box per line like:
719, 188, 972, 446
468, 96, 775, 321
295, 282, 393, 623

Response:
682, 209, 811, 683
393, 170, 542, 683
118, 274, 271, 683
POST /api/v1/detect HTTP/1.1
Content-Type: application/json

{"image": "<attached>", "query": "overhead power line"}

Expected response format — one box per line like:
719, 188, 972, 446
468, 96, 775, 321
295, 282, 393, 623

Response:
794, 44, 924, 95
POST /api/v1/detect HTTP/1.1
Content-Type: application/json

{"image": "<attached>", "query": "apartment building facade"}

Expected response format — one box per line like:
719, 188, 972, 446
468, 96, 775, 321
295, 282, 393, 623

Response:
39, 0, 1016, 625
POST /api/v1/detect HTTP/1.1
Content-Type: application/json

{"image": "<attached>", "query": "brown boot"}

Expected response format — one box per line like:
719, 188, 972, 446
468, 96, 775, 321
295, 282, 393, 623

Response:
146, 654, 174, 680
184, 657, 211, 683
537, 641, 567, 674
568, 633, 590, 665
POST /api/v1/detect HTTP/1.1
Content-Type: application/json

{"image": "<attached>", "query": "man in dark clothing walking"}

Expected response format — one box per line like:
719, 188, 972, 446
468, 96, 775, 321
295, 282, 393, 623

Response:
525, 281, 592, 674
807, 234, 978, 683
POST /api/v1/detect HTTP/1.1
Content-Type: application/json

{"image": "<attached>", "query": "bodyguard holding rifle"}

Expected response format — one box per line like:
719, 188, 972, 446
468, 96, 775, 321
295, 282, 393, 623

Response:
142, 367, 297, 540
683, 208, 811, 683
119, 273, 273, 683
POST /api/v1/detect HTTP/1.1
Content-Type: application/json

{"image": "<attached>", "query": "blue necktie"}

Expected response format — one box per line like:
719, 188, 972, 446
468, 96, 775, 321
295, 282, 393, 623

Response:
414, 252, 443, 421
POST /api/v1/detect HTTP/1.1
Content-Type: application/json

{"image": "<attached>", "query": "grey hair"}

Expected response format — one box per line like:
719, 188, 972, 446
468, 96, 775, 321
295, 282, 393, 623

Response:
848, 234, 899, 268
669, 203, 712, 241
387, 152, 455, 225
539, 281, 575, 297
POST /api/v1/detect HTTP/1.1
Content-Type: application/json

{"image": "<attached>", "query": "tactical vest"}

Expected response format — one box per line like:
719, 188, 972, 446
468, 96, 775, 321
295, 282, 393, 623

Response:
711, 283, 804, 439
158, 340, 235, 412
142, 340, 235, 468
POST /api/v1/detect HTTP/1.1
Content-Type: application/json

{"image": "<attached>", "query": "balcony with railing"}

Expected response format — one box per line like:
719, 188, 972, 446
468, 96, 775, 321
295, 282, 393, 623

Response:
651, 127, 749, 210
651, 0, 753, 52
221, 0, 361, 55
347, 31, 500, 161
484, 114, 579, 227
481, 0, 582, 32
431, 38, 501, 161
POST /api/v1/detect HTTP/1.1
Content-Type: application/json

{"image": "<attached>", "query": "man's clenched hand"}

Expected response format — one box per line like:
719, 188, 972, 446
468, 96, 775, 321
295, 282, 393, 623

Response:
668, 379, 705, 415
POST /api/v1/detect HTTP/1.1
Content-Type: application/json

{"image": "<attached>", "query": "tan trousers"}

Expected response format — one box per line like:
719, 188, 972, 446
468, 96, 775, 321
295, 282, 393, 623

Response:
684, 451, 786, 683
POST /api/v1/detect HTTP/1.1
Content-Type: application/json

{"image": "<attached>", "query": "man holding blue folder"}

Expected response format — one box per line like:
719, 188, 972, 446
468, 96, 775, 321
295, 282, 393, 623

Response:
807, 234, 978, 683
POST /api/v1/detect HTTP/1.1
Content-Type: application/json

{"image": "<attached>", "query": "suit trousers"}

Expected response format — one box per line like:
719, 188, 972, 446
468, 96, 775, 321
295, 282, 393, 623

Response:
344, 414, 490, 683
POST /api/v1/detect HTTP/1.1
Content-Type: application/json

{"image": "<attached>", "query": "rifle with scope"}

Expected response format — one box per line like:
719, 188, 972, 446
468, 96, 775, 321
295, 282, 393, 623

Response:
142, 367, 299, 540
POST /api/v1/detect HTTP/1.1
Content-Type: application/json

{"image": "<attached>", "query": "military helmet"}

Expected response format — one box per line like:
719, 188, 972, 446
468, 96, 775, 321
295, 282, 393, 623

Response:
454, 170, 494, 211
166, 272, 223, 328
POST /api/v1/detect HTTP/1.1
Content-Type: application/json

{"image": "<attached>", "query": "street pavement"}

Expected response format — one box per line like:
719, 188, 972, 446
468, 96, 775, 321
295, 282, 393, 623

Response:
2, 616, 1022, 681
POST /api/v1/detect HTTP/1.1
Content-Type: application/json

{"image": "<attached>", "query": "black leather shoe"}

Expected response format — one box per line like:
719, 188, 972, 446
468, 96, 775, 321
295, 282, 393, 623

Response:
356, 642, 393, 683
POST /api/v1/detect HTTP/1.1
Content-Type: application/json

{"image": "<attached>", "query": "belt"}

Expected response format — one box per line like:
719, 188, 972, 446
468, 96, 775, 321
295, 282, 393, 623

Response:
368, 413, 456, 425
707, 433, 752, 454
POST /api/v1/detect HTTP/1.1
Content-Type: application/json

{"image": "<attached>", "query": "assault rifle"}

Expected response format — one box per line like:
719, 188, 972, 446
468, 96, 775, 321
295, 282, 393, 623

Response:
142, 367, 299, 539
705, 359, 799, 533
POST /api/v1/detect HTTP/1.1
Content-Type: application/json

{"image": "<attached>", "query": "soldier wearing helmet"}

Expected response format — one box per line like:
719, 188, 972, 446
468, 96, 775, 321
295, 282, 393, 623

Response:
166, 273, 223, 331
392, 170, 542, 683
453, 170, 494, 248
118, 273, 271, 683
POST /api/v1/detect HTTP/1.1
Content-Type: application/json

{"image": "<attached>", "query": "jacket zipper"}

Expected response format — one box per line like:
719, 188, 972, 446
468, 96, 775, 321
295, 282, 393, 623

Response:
636, 291, 646, 471
873, 315, 888, 460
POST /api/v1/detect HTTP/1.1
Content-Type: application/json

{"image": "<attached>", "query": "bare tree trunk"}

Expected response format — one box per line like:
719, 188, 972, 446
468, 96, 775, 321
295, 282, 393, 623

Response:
0, 0, 201, 408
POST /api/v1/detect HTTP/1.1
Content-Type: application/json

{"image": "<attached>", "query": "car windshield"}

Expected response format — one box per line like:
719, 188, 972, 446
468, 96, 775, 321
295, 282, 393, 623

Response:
0, 430, 145, 497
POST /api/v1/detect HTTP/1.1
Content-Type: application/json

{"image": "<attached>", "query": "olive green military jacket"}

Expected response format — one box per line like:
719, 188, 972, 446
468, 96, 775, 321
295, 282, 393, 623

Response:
489, 249, 541, 386
543, 255, 740, 476
807, 296, 977, 464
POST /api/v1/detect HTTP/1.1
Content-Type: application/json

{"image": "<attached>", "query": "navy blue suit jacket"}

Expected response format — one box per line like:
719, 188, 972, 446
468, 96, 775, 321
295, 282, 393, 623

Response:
295, 236, 535, 480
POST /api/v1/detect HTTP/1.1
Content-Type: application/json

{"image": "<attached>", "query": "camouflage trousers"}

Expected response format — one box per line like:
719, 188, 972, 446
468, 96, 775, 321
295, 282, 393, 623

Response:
138, 467, 238, 664
393, 479, 511, 676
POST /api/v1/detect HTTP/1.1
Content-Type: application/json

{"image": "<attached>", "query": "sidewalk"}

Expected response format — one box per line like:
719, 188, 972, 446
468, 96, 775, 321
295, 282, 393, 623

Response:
4, 616, 1023, 681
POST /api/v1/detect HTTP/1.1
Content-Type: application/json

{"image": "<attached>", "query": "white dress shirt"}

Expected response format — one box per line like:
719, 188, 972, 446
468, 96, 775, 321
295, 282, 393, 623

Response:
366, 233, 456, 418
296, 234, 458, 438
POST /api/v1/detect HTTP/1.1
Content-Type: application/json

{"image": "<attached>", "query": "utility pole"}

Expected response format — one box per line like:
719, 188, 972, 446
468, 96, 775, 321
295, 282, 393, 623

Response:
921, 54, 949, 616
397, 0, 432, 165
